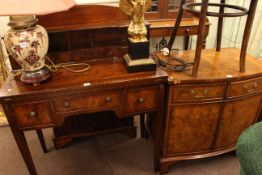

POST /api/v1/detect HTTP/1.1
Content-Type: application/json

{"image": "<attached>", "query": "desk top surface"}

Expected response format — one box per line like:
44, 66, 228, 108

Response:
0, 58, 167, 99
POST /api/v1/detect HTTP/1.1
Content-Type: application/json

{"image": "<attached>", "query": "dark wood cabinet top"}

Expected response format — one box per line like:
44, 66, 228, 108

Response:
155, 48, 262, 84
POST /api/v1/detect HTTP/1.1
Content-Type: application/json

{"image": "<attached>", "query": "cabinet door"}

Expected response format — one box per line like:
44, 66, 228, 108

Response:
164, 102, 222, 156
214, 95, 262, 150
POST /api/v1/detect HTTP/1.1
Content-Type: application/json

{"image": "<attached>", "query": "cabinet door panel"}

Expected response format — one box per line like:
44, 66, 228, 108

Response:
165, 102, 221, 156
214, 95, 262, 150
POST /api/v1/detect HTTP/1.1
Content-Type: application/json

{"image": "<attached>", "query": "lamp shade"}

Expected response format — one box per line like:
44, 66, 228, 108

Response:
0, 0, 76, 16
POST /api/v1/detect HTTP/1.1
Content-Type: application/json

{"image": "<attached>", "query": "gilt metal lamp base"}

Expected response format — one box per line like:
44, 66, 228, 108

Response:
123, 54, 156, 73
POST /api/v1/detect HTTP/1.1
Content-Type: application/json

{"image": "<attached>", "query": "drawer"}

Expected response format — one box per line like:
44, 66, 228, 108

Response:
12, 101, 52, 129
172, 84, 226, 102
53, 90, 121, 113
227, 77, 262, 98
125, 87, 158, 114
179, 26, 198, 35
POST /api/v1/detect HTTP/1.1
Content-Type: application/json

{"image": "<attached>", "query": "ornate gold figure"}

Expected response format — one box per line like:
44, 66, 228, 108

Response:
119, 0, 151, 43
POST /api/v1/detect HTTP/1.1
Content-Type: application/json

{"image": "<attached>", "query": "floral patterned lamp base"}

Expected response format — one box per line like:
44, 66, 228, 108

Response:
4, 15, 51, 86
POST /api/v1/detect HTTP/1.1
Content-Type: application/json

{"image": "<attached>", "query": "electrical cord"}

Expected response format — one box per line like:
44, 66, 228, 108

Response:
2, 54, 91, 77
150, 0, 191, 72
151, 50, 193, 72
0, 39, 91, 77
45, 56, 91, 73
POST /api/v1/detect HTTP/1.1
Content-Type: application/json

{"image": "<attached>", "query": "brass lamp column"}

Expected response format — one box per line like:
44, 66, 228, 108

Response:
4, 16, 50, 85
120, 0, 156, 73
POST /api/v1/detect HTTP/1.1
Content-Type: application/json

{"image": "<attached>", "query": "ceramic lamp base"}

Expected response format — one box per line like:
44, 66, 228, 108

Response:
20, 66, 51, 86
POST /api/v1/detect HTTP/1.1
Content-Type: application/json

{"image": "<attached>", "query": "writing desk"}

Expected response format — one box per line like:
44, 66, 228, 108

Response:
0, 58, 167, 175
0, 5, 169, 175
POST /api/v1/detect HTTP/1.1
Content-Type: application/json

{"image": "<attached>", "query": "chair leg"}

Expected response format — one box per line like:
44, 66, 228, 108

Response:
167, 0, 186, 51
36, 129, 48, 153
192, 0, 209, 77
240, 0, 258, 72
216, 0, 226, 52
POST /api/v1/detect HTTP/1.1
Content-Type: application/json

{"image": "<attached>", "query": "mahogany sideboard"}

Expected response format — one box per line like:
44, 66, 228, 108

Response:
151, 48, 262, 173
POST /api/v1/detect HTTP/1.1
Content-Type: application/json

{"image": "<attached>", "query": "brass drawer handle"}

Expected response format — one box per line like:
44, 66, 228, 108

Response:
29, 111, 37, 118
247, 89, 256, 93
190, 89, 208, 98
105, 96, 112, 102
204, 89, 209, 94
194, 95, 205, 99
243, 84, 257, 93
190, 90, 197, 94
138, 97, 144, 103
64, 101, 70, 108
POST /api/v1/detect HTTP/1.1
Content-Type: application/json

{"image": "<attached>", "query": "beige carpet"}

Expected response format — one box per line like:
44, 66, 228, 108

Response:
0, 127, 240, 175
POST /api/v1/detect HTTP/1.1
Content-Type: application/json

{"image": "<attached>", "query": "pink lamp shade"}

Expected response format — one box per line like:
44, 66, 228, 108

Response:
0, 0, 76, 16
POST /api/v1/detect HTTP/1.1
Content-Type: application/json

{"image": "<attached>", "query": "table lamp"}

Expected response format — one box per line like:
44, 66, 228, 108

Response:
0, 0, 75, 85
119, 0, 156, 73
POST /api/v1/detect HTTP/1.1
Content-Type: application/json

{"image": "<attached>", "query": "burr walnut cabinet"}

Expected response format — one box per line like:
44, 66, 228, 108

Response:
151, 48, 262, 174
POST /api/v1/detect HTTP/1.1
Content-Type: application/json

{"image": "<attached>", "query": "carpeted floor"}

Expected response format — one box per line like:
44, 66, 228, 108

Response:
0, 126, 240, 175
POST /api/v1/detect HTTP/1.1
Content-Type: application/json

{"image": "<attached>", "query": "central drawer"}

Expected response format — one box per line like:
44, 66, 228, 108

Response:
53, 90, 121, 114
